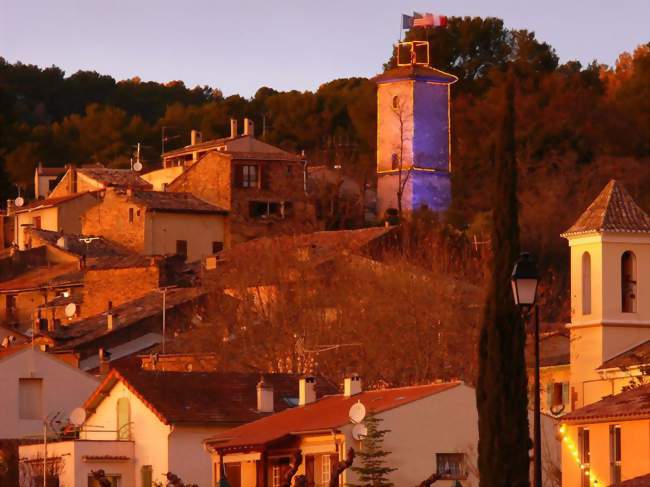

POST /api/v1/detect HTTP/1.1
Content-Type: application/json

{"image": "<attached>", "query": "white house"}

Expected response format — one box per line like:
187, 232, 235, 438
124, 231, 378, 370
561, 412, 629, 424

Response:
19, 368, 337, 487
0, 346, 99, 440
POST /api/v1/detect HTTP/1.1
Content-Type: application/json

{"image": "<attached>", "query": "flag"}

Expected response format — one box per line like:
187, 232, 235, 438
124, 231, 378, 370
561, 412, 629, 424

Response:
413, 12, 448, 28
402, 14, 413, 29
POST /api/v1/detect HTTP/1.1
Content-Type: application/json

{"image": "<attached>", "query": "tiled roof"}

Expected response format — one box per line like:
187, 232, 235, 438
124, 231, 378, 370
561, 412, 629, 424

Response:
598, 340, 650, 370
526, 332, 570, 368
26, 228, 134, 258
562, 384, 650, 423
84, 255, 154, 270
562, 180, 650, 236
79, 168, 152, 189
228, 151, 301, 162
36, 166, 66, 176
206, 382, 461, 451
129, 190, 228, 214
14, 192, 94, 213
52, 287, 204, 350
611, 474, 650, 486
162, 135, 245, 157
0, 263, 82, 292
373, 65, 458, 84
84, 368, 338, 425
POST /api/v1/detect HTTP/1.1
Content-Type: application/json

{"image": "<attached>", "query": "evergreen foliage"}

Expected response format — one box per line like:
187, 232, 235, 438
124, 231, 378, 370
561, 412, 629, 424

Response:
475, 73, 530, 486
349, 413, 397, 487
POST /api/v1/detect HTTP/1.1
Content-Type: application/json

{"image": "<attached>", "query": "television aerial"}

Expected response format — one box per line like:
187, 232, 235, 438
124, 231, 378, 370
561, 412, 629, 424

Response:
64, 303, 77, 318
349, 400, 366, 424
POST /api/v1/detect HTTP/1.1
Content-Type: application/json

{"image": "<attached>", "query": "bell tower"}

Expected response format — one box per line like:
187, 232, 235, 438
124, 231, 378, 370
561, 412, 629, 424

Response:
373, 41, 458, 217
562, 180, 650, 408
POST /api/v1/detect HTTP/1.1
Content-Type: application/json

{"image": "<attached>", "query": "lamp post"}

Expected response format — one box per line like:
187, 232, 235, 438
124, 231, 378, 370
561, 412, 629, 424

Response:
511, 252, 541, 487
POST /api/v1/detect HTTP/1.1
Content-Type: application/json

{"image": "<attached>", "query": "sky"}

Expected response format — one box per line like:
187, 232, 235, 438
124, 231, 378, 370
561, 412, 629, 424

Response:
1, 0, 648, 98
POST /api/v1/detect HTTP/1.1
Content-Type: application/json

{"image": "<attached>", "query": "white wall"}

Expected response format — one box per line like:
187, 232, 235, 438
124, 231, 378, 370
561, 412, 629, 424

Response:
168, 426, 229, 487
83, 381, 171, 487
0, 349, 99, 439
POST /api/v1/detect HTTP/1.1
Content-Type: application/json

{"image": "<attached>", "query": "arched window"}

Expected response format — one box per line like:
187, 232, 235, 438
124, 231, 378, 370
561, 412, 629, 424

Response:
117, 397, 131, 440
621, 251, 637, 313
582, 252, 591, 315
392, 95, 399, 109
391, 153, 399, 170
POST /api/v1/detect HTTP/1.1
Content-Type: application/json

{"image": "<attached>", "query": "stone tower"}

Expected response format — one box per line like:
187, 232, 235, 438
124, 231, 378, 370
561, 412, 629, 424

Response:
562, 180, 650, 409
373, 45, 457, 217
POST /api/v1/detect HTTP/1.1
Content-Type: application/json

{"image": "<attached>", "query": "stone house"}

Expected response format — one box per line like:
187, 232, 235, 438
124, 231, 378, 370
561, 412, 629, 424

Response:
34, 163, 66, 200
48, 165, 152, 199
82, 187, 228, 261
19, 368, 337, 487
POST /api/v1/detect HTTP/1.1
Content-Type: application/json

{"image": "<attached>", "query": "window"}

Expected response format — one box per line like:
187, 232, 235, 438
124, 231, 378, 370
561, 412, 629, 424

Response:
6, 295, 16, 320
32, 216, 42, 229
249, 201, 282, 219
176, 240, 188, 260
436, 453, 466, 480
48, 178, 58, 191
141, 466, 152, 487
391, 153, 399, 170
88, 474, 121, 487
272, 465, 281, 487
392, 95, 399, 109
286, 165, 294, 176
610, 425, 621, 484
224, 463, 241, 487
546, 382, 569, 413
212, 241, 224, 254
579, 428, 590, 487
622, 251, 637, 312
116, 397, 131, 440
235, 164, 259, 188
582, 252, 591, 315
19, 378, 43, 419
128, 208, 134, 223
321, 454, 331, 484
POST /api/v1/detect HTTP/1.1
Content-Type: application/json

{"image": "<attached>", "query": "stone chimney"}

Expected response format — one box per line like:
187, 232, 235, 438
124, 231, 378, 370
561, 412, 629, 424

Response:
299, 376, 316, 406
190, 129, 202, 146
344, 373, 362, 397
230, 118, 238, 139
256, 377, 274, 413
243, 118, 255, 137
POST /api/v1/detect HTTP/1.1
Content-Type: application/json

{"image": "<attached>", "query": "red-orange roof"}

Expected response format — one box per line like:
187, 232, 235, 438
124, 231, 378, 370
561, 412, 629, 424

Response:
15, 192, 95, 213
0, 263, 81, 292
562, 383, 650, 423
206, 381, 461, 452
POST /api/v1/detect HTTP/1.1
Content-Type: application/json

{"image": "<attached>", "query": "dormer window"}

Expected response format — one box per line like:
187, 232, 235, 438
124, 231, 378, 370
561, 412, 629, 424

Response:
622, 251, 637, 313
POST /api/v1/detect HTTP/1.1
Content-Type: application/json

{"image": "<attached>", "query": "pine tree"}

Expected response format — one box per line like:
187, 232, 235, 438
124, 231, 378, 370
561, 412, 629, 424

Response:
475, 72, 531, 486
349, 413, 397, 487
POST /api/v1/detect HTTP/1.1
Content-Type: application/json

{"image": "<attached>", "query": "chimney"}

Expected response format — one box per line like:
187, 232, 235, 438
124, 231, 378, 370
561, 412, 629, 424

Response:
299, 376, 316, 406
98, 348, 111, 376
256, 377, 274, 413
107, 312, 117, 331
230, 118, 238, 139
190, 129, 202, 146
243, 118, 255, 137
69, 165, 77, 194
344, 373, 362, 397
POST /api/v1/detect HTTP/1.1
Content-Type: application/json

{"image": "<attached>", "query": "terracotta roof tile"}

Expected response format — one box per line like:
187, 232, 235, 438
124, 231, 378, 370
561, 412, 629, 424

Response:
15, 192, 95, 213
562, 180, 650, 236
562, 384, 650, 423
611, 474, 650, 486
26, 228, 134, 258
36, 166, 66, 176
0, 263, 81, 292
206, 382, 461, 451
526, 332, 570, 368
79, 168, 152, 189
129, 190, 228, 214
373, 65, 458, 84
85, 368, 338, 425
598, 340, 650, 370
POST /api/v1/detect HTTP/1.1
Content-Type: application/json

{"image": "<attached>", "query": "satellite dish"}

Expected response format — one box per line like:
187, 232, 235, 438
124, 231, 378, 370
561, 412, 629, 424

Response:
133, 161, 143, 172
352, 423, 368, 441
69, 407, 86, 427
64, 303, 77, 318
349, 401, 366, 424
14, 196, 24, 207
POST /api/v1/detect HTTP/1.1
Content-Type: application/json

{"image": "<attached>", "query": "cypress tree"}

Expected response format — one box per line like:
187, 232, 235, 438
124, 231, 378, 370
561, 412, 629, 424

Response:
476, 72, 530, 486
349, 413, 397, 487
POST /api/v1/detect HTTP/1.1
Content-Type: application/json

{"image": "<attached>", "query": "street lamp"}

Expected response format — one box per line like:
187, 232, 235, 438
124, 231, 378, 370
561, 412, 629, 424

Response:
511, 252, 542, 487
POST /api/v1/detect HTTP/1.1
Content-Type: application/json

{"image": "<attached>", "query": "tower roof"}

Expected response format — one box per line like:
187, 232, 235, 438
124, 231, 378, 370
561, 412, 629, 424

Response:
373, 64, 458, 85
562, 180, 650, 237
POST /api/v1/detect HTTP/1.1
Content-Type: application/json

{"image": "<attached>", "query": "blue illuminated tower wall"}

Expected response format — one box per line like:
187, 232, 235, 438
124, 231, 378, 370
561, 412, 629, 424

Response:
374, 65, 457, 216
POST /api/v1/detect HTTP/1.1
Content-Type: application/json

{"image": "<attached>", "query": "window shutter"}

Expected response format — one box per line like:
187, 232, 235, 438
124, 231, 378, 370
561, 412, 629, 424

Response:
562, 382, 569, 405
261, 163, 270, 190
546, 383, 553, 409
234, 165, 243, 188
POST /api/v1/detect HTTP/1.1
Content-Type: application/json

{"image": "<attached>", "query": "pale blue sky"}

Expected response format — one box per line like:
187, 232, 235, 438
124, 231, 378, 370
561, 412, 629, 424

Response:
1, 0, 648, 97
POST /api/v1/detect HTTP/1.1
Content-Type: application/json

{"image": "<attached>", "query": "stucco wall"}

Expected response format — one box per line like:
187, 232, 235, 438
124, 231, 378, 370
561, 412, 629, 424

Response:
16, 207, 59, 249
141, 166, 185, 191
168, 425, 229, 487
0, 349, 99, 439
413, 82, 450, 171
